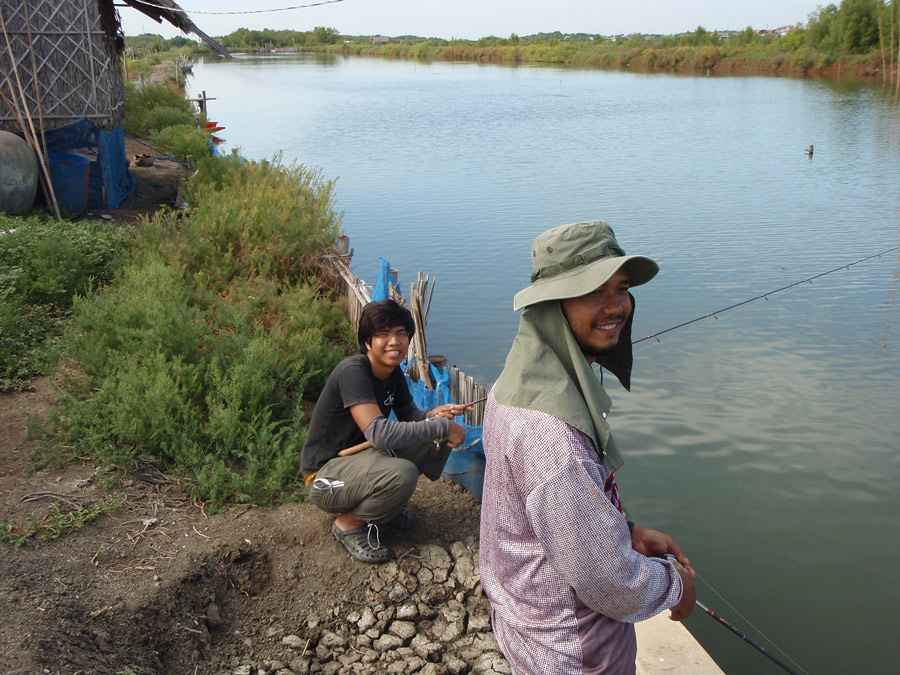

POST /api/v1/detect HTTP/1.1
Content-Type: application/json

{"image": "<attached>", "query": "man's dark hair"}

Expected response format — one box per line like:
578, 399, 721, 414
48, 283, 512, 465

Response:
358, 299, 416, 354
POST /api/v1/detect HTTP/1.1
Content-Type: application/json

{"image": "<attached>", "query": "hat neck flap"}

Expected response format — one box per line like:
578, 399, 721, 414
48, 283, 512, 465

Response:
493, 300, 632, 471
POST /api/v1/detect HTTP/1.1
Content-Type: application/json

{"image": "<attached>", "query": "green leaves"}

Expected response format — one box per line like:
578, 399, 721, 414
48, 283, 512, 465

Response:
47, 156, 350, 507
0, 214, 133, 391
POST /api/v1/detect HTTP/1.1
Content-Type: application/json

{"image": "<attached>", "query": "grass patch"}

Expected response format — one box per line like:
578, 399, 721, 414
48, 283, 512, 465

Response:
1, 498, 119, 549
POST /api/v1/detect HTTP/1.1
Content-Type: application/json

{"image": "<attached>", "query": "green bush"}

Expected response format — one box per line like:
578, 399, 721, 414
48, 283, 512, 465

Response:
0, 215, 133, 391
49, 156, 351, 506
143, 105, 197, 131
123, 85, 200, 138
172, 155, 342, 289
148, 123, 212, 162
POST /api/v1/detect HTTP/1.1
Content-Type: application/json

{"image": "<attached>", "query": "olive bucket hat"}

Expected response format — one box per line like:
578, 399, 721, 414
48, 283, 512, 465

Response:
513, 220, 659, 311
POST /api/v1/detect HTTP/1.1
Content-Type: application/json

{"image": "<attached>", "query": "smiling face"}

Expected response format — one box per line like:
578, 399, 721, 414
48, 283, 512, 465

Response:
561, 267, 632, 363
365, 326, 411, 378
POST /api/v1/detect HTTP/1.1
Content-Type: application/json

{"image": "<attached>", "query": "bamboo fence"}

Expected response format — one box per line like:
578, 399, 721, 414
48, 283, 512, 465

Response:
329, 238, 487, 427
0, 0, 126, 132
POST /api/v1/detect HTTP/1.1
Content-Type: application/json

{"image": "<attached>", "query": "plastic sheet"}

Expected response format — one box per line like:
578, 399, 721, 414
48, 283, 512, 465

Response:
405, 362, 485, 501
370, 258, 393, 302
42, 119, 135, 209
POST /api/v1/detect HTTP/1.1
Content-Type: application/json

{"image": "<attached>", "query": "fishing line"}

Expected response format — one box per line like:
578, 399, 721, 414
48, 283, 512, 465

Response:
694, 569, 810, 675
633, 245, 900, 346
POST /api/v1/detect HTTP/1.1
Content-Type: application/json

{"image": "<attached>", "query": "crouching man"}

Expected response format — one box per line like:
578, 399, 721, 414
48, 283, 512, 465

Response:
301, 299, 467, 563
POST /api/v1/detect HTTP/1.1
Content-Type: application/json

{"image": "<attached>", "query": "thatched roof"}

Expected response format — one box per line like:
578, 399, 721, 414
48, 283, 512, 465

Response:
119, 0, 232, 59
0, 0, 231, 132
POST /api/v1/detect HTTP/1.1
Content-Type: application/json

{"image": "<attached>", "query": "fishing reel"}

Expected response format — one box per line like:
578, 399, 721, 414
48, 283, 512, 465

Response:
660, 553, 686, 572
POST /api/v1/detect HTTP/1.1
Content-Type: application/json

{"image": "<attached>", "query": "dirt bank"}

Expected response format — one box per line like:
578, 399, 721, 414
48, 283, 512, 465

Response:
1, 377, 502, 674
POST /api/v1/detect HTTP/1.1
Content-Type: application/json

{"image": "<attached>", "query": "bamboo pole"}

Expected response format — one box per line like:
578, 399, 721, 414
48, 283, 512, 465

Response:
0, 7, 61, 219
23, 1, 59, 218
408, 279, 432, 387
425, 274, 437, 324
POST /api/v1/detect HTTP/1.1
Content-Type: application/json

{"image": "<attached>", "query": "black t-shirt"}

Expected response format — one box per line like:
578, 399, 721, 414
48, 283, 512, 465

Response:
300, 354, 416, 473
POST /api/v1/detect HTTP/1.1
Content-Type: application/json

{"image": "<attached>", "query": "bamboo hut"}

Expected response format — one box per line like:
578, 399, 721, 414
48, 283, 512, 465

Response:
0, 0, 228, 210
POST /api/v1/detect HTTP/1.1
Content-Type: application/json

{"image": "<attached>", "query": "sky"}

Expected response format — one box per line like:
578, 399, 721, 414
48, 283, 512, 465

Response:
119, 0, 824, 41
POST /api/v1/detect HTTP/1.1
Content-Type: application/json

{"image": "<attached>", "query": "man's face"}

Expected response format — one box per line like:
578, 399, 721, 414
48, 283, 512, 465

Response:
561, 268, 632, 363
365, 325, 410, 374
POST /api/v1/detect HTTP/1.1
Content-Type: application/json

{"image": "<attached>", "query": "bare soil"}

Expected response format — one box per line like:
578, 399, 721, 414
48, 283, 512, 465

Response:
1, 157, 487, 674
0, 375, 484, 675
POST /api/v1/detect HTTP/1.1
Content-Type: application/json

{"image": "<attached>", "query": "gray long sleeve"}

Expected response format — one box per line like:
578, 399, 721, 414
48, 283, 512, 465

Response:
363, 414, 449, 450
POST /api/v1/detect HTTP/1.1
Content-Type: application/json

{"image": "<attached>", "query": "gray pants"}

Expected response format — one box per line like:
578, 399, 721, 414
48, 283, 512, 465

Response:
308, 441, 450, 524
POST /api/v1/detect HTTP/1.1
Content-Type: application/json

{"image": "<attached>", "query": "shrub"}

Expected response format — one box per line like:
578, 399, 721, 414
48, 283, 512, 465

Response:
173, 155, 341, 289
148, 123, 212, 161
143, 105, 197, 131
0, 215, 133, 391
123, 84, 200, 138
49, 156, 351, 506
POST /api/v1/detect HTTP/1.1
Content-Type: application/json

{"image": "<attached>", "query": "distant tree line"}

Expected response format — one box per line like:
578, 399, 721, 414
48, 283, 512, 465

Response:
125, 1, 900, 72
216, 26, 339, 49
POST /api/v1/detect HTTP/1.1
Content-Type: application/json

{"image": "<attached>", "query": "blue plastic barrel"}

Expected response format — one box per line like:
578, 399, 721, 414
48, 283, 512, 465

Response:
48, 153, 90, 213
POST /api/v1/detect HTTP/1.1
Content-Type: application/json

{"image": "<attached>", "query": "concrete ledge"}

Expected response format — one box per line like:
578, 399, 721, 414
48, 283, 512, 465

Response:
636, 613, 724, 674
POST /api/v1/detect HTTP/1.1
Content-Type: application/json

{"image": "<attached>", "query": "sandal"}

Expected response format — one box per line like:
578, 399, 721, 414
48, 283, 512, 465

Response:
332, 522, 392, 563
381, 508, 414, 531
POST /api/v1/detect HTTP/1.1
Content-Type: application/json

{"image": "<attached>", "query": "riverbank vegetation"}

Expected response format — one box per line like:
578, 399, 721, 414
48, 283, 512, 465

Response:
0, 218, 134, 391
46, 157, 349, 506
2, 155, 351, 506
336, 0, 900, 80
123, 83, 212, 162
176, 0, 900, 82
3, 53, 354, 506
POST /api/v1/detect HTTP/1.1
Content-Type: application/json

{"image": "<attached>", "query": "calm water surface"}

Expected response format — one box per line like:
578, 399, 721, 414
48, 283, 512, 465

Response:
190, 55, 900, 674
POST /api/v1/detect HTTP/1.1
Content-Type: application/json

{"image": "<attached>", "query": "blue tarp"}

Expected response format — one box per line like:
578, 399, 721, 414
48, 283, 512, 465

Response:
371, 258, 393, 302
405, 363, 485, 501
42, 119, 135, 209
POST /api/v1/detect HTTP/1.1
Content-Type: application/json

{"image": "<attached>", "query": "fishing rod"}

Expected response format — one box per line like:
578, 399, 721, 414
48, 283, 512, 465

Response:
634, 245, 900, 346
696, 599, 800, 675
662, 555, 806, 675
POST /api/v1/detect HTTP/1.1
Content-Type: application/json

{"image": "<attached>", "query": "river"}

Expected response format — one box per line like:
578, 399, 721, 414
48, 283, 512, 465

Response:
188, 53, 900, 674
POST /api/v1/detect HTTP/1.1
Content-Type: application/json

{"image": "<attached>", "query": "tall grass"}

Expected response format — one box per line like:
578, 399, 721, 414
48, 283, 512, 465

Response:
47, 156, 352, 507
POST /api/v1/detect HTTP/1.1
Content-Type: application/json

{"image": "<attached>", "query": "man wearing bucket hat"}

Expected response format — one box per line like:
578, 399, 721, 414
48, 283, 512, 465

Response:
480, 221, 696, 674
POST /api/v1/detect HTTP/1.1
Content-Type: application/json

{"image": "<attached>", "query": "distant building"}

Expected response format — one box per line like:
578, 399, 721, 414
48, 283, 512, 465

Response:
372, 35, 390, 45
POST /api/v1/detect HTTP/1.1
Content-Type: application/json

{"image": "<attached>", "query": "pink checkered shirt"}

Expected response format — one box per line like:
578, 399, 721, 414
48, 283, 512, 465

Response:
480, 390, 682, 675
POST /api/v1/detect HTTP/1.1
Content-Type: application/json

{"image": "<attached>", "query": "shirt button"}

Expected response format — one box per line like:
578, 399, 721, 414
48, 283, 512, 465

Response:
601, 411, 607, 419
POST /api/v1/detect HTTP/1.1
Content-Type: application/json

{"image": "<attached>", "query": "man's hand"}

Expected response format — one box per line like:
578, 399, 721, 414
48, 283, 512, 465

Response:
445, 421, 466, 448
630, 523, 697, 622
429, 403, 468, 419
669, 567, 696, 621
630, 524, 695, 578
